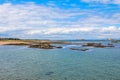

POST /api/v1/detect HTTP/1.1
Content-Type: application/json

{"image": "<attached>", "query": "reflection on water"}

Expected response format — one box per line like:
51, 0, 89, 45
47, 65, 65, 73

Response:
0, 41, 120, 80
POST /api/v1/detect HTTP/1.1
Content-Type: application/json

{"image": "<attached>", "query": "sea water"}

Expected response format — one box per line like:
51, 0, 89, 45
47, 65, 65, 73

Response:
0, 41, 120, 80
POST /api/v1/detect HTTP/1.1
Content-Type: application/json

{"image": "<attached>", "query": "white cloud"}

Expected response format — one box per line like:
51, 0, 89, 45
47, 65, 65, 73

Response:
0, 3, 120, 39
23, 26, 120, 39
33, 27, 96, 35
112, 0, 120, 4
26, 26, 120, 35
82, 0, 120, 4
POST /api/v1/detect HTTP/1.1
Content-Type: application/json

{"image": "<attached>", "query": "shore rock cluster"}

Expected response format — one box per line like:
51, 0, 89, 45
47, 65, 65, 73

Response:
82, 43, 114, 48
29, 43, 62, 49
111, 40, 120, 43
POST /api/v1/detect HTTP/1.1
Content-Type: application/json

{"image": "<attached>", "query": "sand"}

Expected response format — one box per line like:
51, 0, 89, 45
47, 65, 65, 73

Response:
0, 40, 29, 45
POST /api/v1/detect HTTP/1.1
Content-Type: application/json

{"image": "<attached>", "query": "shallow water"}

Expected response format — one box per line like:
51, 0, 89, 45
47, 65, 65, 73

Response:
0, 44, 120, 80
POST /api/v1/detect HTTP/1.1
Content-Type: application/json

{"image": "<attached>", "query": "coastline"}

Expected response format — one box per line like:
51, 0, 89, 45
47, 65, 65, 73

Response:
0, 39, 119, 50
0, 39, 82, 45
0, 39, 71, 49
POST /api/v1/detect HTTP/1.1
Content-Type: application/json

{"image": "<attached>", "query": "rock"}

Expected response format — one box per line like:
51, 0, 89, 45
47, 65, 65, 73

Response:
70, 48, 78, 50
29, 43, 62, 49
82, 43, 114, 48
111, 40, 120, 43
82, 43, 102, 47
29, 43, 54, 49
64, 77, 68, 80
55, 46, 62, 48
70, 48, 89, 51
45, 72, 54, 75
80, 48, 89, 51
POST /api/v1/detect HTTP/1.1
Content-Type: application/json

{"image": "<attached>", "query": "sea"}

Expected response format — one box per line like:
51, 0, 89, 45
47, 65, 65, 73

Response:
0, 40, 120, 80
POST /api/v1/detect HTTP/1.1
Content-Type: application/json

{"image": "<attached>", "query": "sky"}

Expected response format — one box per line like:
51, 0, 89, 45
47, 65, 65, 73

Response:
0, 0, 120, 40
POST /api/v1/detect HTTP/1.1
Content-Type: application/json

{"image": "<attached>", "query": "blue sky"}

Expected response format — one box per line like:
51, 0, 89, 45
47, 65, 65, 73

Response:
0, 0, 120, 39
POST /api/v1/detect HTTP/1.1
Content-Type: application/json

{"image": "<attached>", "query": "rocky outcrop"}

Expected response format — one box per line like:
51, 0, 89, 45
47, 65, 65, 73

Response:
54, 46, 62, 48
70, 48, 89, 51
111, 40, 120, 43
29, 43, 62, 49
82, 43, 114, 48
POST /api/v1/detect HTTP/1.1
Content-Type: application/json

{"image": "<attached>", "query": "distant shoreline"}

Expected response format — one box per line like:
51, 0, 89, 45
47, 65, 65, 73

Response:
0, 39, 82, 48
0, 38, 120, 50
0, 39, 80, 49
0, 39, 83, 45
0, 38, 120, 45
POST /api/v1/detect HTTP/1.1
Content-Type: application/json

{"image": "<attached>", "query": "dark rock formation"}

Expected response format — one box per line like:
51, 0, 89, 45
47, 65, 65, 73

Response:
45, 72, 54, 76
111, 40, 120, 43
80, 48, 89, 51
29, 43, 62, 49
82, 43, 101, 47
82, 43, 114, 48
54, 46, 63, 48
70, 48, 89, 51
29, 43, 54, 49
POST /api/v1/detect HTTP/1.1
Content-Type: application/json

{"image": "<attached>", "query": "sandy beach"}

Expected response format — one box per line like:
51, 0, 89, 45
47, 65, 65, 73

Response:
0, 39, 76, 45
0, 42, 25, 45
0, 40, 30, 45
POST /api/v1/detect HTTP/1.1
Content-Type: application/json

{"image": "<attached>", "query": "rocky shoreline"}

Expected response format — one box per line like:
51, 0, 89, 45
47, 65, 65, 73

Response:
0, 39, 119, 51
0, 39, 64, 49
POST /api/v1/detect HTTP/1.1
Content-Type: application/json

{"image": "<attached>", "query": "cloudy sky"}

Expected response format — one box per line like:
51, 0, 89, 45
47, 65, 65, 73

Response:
0, 0, 120, 40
